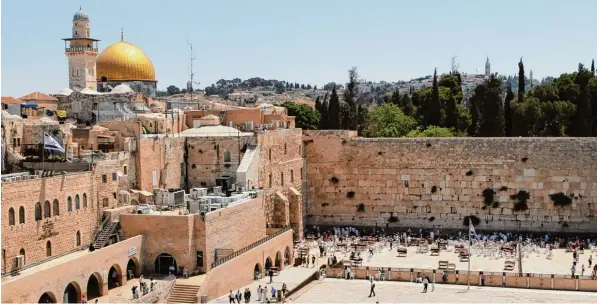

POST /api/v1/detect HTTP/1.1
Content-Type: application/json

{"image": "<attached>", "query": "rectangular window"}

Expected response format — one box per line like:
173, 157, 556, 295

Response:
123, 165, 128, 175
102, 198, 109, 207
102, 175, 107, 183
197, 251, 204, 267
112, 173, 117, 181
291, 170, 294, 182
152, 170, 158, 187
281, 172, 284, 186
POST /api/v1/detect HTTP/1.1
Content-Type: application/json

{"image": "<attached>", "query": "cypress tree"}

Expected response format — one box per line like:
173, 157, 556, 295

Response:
356, 104, 368, 135
344, 67, 359, 130
518, 58, 525, 103
477, 75, 505, 136
400, 94, 414, 116
320, 98, 329, 129
504, 83, 515, 136
445, 91, 458, 129
328, 87, 341, 129
315, 96, 322, 113
390, 90, 401, 106
591, 59, 595, 76
429, 68, 442, 126
468, 84, 484, 136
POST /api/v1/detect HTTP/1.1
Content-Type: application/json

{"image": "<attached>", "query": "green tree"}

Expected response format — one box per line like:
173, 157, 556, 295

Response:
568, 64, 594, 136
390, 89, 401, 106
468, 84, 484, 135
590, 77, 597, 135
356, 104, 368, 135
314, 96, 322, 113
444, 91, 459, 129
429, 68, 442, 126
364, 103, 417, 137
319, 97, 329, 129
314, 85, 318, 90
591, 59, 595, 76
282, 102, 320, 130
166, 85, 181, 95
504, 84, 515, 136
518, 58, 525, 103
511, 97, 544, 136
456, 104, 472, 133
477, 74, 505, 136
400, 94, 414, 116
327, 87, 341, 129
343, 67, 359, 130
407, 126, 457, 137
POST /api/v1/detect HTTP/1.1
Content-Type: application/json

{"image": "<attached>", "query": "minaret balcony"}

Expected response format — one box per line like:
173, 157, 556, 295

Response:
66, 46, 98, 53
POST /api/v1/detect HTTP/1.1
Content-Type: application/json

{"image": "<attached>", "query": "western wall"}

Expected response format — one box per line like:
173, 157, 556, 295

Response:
303, 130, 597, 233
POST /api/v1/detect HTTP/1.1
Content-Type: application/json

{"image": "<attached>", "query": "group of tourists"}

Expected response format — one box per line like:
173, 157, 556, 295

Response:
131, 276, 155, 299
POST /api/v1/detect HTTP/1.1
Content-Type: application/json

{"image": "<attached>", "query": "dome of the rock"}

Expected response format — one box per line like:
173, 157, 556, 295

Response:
96, 41, 156, 82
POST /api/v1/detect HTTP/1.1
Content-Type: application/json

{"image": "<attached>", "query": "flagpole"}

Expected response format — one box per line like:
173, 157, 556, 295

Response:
42, 127, 45, 173
467, 221, 471, 290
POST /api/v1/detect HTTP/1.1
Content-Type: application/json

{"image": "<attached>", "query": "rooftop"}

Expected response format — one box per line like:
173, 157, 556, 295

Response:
179, 125, 253, 137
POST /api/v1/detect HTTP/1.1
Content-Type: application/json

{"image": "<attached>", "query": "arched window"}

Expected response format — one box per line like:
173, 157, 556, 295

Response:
46, 241, 52, 257
19, 248, 25, 264
53, 199, 59, 216
83, 193, 88, 208
44, 200, 51, 218
76, 231, 81, 247
8, 208, 15, 226
75, 195, 80, 210
224, 150, 231, 163
67, 197, 73, 212
35, 203, 42, 221
18, 207, 25, 224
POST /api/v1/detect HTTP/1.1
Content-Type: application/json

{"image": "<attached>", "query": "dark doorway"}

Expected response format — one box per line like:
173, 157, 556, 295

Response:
254, 263, 262, 280
63, 282, 79, 303
38, 292, 56, 303
154, 253, 177, 275
275, 251, 282, 268
196, 251, 204, 268
127, 258, 139, 279
108, 266, 122, 289
284, 247, 291, 265
265, 257, 272, 271
86, 274, 101, 300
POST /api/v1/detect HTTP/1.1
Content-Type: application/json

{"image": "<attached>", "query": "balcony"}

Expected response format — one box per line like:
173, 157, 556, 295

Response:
65, 47, 98, 53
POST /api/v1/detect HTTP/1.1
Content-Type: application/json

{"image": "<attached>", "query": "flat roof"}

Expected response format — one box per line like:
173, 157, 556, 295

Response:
2, 248, 89, 283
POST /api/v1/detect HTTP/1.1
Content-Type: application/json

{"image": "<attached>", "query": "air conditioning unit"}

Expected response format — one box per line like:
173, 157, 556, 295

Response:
190, 188, 208, 199
16, 255, 24, 269
154, 189, 169, 205
188, 200, 201, 214
212, 186, 222, 195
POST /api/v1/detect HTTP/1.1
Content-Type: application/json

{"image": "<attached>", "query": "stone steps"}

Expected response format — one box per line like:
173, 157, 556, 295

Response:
167, 284, 201, 304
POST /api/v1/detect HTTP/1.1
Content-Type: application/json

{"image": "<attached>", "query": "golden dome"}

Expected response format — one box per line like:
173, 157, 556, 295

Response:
96, 40, 156, 82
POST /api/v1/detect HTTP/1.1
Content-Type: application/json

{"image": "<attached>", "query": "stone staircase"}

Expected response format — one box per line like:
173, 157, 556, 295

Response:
92, 221, 118, 249
167, 283, 201, 304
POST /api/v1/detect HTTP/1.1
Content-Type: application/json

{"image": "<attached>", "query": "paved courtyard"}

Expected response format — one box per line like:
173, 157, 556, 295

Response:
338, 246, 595, 275
290, 279, 597, 303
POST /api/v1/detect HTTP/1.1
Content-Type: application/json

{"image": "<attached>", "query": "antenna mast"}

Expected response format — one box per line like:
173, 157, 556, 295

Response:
187, 38, 198, 107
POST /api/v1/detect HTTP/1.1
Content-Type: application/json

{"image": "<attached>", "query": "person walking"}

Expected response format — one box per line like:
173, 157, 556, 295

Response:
422, 276, 429, 293
246, 288, 251, 303
369, 278, 376, 297
236, 289, 242, 304
229, 290, 235, 304
589, 255, 593, 268
269, 268, 274, 283
257, 285, 262, 302
311, 255, 316, 268
481, 273, 486, 286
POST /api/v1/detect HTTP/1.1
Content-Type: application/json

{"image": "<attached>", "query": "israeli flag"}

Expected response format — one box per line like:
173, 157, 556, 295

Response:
43, 133, 65, 153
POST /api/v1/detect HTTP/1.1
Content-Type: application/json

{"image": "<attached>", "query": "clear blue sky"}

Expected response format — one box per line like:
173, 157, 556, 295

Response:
2, 0, 596, 97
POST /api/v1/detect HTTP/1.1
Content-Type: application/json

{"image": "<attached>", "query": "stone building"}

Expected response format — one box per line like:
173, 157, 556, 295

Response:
303, 131, 597, 232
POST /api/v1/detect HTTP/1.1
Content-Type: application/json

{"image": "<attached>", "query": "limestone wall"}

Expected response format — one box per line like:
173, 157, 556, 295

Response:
303, 131, 597, 233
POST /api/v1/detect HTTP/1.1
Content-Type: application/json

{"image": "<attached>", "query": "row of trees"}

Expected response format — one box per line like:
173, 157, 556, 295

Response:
288, 59, 596, 138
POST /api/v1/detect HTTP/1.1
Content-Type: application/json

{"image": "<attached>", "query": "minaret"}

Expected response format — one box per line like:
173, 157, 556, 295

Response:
62, 7, 100, 91
485, 57, 491, 77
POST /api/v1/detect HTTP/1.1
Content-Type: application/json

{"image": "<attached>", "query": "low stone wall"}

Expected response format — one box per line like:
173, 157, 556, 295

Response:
324, 265, 597, 292
199, 229, 294, 301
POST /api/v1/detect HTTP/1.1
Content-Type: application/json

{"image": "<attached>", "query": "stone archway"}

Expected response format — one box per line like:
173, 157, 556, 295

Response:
86, 272, 103, 300
108, 264, 123, 289
154, 253, 177, 275
284, 246, 291, 265
127, 257, 141, 279
254, 263, 263, 280
265, 257, 272, 271
275, 251, 282, 268
63, 282, 81, 303
38, 291, 57, 303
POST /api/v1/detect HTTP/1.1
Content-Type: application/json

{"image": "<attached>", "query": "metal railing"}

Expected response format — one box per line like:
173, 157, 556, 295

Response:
211, 226, 292, 268
109, 275, 176, 303
1, 245, 88, 277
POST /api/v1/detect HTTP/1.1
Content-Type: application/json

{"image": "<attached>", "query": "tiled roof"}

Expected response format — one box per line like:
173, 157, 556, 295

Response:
19, 92, 58, 102
1, 96, 23, 104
